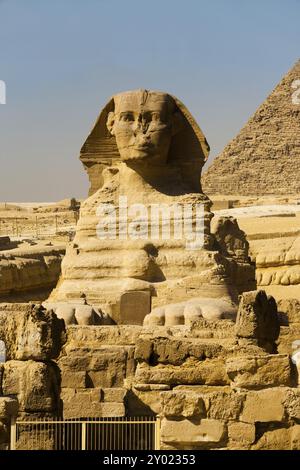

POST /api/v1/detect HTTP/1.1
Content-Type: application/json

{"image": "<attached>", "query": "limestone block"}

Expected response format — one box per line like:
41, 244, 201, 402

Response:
211, 216, 250, 262
134, 336, 224, 365
283, 388, 300, 419
120, 291, 151, 325
161, 418, 226, 446
58, 346, 127, 388
0, 397, 18, 419
241, 388, 286, 423
161, 391, 205, 419
65, 325, 142, 347
60, 370, 87, 389
277, 323, 300, 357
101, 388, 126, 403
226, 354, 291, 389
204, 390, 245, 420
228, 421, 255, 445
133, 384, 170, 391
278, 299, 300, 324
15, 428, 56, 451
0, 303, 65, 361
127, 389, 163, 415
135, 358, 229, 386
235, 290, 279, 343
252, 428, 291, 450
291, 425, 300, 450
0, 245, 64, 299
171, 386, 245, 421
61, 388, 125, 419
2, 360, 59, 412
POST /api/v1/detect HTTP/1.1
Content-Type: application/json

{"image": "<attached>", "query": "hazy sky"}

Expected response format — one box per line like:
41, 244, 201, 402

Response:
0, 0, 299, 201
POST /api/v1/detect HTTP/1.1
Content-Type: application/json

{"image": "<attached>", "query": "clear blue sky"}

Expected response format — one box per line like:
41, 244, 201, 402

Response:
0, 0, 299, 201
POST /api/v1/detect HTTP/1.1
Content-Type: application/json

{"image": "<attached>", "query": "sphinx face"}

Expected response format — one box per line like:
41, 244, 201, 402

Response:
107, 90, 175, 165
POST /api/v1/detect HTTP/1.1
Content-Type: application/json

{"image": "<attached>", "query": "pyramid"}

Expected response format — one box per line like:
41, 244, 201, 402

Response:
202, 60, 300, 195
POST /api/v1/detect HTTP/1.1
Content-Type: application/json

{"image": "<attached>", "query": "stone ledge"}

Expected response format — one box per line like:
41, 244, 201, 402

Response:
226, 354, 292, 389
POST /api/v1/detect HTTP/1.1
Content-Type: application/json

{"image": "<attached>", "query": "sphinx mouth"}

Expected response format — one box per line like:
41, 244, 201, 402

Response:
133, 143, 154, 151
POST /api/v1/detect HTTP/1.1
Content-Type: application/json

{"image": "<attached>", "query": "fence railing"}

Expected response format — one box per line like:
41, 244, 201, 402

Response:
0, 213, 79, 240
10, 416, 161, 451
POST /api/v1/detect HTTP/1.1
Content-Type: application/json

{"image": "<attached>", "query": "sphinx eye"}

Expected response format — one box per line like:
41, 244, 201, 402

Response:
151, 112, 161, 120
120, 113, 134, 122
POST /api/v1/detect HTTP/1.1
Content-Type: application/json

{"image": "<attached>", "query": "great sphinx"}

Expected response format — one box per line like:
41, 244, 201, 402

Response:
48, 89, 255, 324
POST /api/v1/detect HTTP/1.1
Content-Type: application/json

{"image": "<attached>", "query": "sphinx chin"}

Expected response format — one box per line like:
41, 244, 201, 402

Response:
124, 152, 154, 163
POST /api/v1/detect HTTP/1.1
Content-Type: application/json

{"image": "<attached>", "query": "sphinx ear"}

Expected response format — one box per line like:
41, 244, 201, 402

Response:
171, 111, 184, 136
106, 111, 116, 135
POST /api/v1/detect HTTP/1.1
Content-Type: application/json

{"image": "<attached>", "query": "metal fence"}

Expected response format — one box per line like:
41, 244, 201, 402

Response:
10, 416, 161, 451
0, 213, 78, 240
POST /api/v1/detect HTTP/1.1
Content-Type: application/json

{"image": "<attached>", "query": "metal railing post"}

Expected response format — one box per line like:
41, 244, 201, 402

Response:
81, 422, 86, 450
154, 416, 161, 450
10, 416, 16, 450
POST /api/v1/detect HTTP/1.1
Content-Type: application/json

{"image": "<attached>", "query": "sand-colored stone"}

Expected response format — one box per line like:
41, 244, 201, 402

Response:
235, 290, 279, 346
0, 397, 18, 419
226, 355, 292, 389
161, 390, 205, 418
58, 345, 131, 388
61, 388, 125, 419
290, 425, 300, 450
101, 387, 126, 403
0, 303, 65, 361
49, 89, 254, 324
2, 360, 59, 412
203, 60, 300, 195
282, 388, 300, 419
61, 370, 87, 388
212, 206, 300, 302
241, 388, 286, 423
161, 418, 226, 446
135, 358, 229, 386
228, 421, 256, 446
278, 299, 300, 324
168, 387, 245, 421
0, 242, 65, 302
252, 428, 291, 450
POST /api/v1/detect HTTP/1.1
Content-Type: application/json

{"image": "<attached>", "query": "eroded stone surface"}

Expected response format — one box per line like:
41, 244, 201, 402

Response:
226, 355, 292, 389
0, 303, 65, 361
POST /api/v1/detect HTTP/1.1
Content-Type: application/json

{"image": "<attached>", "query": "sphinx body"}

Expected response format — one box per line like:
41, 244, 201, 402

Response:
48, 90, 255, 324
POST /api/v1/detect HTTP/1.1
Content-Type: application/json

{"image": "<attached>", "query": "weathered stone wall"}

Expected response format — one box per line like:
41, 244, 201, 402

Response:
0, 303, 65, 449
52, 291, 300, 450
1, 294, 300, 450
58, 325, 140, 419
0, 244, 64, 302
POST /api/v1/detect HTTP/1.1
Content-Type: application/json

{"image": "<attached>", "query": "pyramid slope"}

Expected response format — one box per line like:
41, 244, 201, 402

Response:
202, 60, 300, 195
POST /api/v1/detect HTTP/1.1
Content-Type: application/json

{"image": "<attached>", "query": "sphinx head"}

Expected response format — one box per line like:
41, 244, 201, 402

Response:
80, 89, 210, 194
106, 89, 182, 166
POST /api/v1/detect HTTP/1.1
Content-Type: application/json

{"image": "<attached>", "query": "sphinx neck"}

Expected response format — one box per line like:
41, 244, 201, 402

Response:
117, 162, 188, 197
